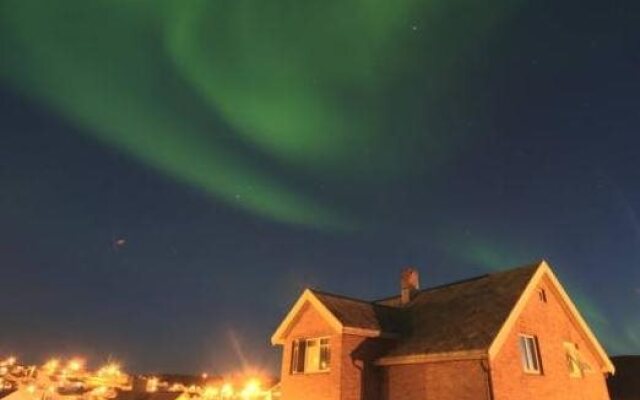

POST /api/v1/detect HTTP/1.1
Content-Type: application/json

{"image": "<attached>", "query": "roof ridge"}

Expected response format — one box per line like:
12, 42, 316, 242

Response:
374, 262, 542, 303
373, 273, 489, 303
309, 288, 397, 309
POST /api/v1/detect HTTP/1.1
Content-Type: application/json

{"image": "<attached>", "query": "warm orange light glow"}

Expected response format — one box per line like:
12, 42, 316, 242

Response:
97, 362, 121, 377
169, 383, 185, 392
68, 358, 84, 372
203, 386, 219, 398
146, 377, 159, 393
43, 359, 60, 373
93, 386, 108, 395
240, 379, 262, 399
0, 355, 274, 400
1, 357, 16, 368
221, 383, 234, 398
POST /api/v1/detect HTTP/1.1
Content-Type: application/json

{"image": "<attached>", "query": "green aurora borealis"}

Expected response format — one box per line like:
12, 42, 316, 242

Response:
0, 0, 519, 228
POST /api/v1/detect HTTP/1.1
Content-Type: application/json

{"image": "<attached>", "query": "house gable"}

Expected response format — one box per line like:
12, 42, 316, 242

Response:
276, 297, 343, 400
271, 289, 342, 345
488, 260, 614, 374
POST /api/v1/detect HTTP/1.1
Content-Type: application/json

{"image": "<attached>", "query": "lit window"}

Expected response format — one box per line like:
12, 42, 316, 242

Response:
291, 337, 330, 374
319, 338, 331, 370
519, 334, 542, 374
291, 339, 305, 374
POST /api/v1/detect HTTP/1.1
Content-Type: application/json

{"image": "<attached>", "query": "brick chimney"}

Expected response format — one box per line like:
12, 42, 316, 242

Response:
400, 267, 420, 305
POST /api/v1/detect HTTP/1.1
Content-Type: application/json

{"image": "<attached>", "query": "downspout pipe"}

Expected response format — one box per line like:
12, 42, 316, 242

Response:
480, 358, 494, 400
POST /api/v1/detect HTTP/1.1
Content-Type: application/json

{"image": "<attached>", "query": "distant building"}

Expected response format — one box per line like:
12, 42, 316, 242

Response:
272, 260, 614, 400
607, 356, 640, 400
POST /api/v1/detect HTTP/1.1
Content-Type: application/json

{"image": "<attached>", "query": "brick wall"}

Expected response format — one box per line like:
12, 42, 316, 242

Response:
340, 334, 368, 400
340, 334, 394, 400
491, 275, 611, 400
279, 302, 342, 400
381, 363, 426, 400
278, 303, 392, 400
424, 360, 490, 399
380, 360, 489, 400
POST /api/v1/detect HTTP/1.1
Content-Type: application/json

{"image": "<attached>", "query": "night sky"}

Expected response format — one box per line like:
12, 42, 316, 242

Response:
1, 0, 639, 375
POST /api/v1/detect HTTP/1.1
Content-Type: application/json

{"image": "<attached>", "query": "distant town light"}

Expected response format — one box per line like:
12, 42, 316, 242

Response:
1, 357, 17, 368
146, 377, 159, 392
43, 359, 60, 373
98, 362, 121, 377
68, 358, 84, 372
203, 386, 219, 398
0, 355, 278, 400
94, 386, 108, 395
241, 379, 261, 399
221, 383, 234, 398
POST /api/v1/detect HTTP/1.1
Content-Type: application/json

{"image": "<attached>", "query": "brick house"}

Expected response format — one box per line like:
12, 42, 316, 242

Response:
271, 261, 614, 400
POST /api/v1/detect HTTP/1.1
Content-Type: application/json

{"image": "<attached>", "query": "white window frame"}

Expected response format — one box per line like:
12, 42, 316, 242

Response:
519, 334, 542, 374
291, 337, 331, 375
291, 339, 304, 374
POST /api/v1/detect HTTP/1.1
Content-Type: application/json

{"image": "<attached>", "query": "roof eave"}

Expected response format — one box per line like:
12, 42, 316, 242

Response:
375, 349, 488, 366
271, 290, 395, 346
343, 327, 398, 339
271, 289, 343, 345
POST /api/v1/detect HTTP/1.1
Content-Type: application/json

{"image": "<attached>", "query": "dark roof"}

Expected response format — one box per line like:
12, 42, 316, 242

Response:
312, 262, 541, 357
311, 290, 400, 333
607, 356, 640, 400
381, 263, 540, 357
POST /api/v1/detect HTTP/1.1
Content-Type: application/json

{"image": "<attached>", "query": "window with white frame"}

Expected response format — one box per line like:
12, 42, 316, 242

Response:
519, 334, 542, 374
291, 337, 330, 374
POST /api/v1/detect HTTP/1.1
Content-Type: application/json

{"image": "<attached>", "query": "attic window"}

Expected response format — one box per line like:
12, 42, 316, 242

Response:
538, 288, 547, 303
291, 337, 330, 374
519, 334, 542, 374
